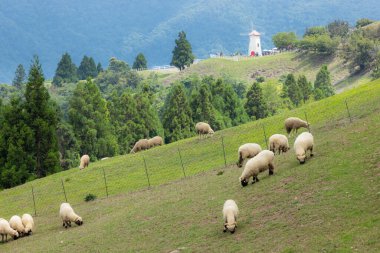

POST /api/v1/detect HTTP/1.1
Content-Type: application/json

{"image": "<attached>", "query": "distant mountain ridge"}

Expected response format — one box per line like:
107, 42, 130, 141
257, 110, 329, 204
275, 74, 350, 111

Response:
0, 0, 379, 82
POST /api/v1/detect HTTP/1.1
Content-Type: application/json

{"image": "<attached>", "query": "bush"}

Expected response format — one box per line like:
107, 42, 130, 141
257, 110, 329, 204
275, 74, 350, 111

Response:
84, 193, 97, 202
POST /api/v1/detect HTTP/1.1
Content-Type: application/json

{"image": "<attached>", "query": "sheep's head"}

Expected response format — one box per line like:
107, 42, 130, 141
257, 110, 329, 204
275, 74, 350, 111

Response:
13, 231, 19, 239
24, 227, 32, 235
224, 222, 237, 234
240, 177, 248, 187
296, 152, 306, 164
75, 217, 83, 226
209, 129, 215, 135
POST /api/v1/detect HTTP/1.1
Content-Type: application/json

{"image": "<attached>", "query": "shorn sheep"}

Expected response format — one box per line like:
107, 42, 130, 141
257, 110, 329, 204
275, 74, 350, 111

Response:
222, 200, 239, 234
0, 218, 19, 242
195, 122, 214, 138
59, 203, 83, 228
236, 143, 262, 168
239, 150, 275, 187
148, 136, 164, 148
269, 134, 290, 155
294, 132, 314, 164
9, 215, 25, 237
130, 139, 150, 153
284, 117, 310, 137
79, 154, 90, 170
21, 214, 34, 235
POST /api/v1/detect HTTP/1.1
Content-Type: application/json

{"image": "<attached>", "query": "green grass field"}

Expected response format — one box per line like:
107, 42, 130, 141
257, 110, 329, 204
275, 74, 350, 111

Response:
0, 79, 379, 252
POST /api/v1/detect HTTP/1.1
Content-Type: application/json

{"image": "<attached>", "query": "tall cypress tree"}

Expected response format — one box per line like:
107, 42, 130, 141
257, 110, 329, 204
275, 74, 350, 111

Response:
24, 56, 60, 177
297, 75, 313, 102
245, 82, 268, 120
97, 62, 103, 73
53, 52, 78, 86
191, 83, 218, 128
162, 84, 193, 143
314, 65, 334, 100
78, 56, 98, 80
285, 73, 302, 106
132, 53, 148, 69
12, 64, 26, 89
171, 31, 195, 70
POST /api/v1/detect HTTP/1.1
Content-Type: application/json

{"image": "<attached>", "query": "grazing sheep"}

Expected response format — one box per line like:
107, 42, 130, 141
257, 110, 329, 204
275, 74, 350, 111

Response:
239, 150, 275, 187
148, 136, 164, 148
59, 203, 83, 228
130, 139, 150, 153
236, 143, 262, 168
9, 215, 25, 237
79, 154, 90, 170
269, 134, 290, 155
294, 132, 314, 164
195, 122, 214, 138
0, 218, 19, 242
284, 117, 310, 137
222, 200, 239, 234
21, 214, 34, 236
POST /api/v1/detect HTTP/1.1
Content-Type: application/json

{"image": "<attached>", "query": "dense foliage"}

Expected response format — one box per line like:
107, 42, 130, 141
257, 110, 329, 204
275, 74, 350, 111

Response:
171, 31, 194, 70
53, 53, 78, 86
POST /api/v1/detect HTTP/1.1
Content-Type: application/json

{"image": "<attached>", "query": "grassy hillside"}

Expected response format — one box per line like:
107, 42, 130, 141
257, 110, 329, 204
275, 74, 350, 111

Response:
157, 52, 371, 92
0, 79, 379, 252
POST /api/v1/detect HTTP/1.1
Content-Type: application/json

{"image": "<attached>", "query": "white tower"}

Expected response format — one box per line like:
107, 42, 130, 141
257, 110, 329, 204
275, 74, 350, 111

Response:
248, 30, 262, 56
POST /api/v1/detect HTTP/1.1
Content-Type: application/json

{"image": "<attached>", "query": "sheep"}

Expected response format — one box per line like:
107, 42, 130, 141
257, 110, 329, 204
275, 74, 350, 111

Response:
130, 139, 150, 154
222, 200, 239, 234
9, 215, 25, 237
0, 218, 19, 242
79, 154, 90, 170
269, 134, 290, 155
294, 132, 314, 164
236, 143, 262, 168
195, 122, 214, 138
59, 203, 83, 228
148, 136, 164, 148
21, 214, 34, 236
284, 117, 310, 137
239, 150, 275, 187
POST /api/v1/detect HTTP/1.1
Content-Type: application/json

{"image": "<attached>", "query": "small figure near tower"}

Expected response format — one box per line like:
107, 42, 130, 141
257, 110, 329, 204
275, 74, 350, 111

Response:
248, 30, 262, 57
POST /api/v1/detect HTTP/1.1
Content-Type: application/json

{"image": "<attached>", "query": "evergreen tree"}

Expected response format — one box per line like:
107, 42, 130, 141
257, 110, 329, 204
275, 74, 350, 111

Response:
24, 56, 60, 177
56, 121, 79, 170
222, 84, 249, 126
162, 84, 193, 143
297, 74, 313, 102
12, 64, 26, 89
245, 82, 268, 120
68, 79, 118, 158
77, 56, 98, 80
132, 53, 148, 69
53, 52, 78, 86
97, 62, 103, 73
171, 31, 195, 70
191, 83, 218, 128
314, 65, 334, 100
285, 73, 302, 106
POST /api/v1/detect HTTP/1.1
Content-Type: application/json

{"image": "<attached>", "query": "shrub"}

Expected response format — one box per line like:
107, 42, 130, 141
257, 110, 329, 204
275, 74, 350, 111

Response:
84, 193, 97, 202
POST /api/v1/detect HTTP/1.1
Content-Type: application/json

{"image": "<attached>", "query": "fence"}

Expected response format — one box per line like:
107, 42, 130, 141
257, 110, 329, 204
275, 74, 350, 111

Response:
0, 83, 379, 218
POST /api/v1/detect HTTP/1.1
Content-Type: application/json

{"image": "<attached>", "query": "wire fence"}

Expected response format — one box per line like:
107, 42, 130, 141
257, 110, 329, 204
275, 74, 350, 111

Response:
0, 84, 379, 218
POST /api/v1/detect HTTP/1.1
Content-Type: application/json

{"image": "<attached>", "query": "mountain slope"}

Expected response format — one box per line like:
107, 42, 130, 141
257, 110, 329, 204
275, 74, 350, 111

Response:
1, 0, 379, 82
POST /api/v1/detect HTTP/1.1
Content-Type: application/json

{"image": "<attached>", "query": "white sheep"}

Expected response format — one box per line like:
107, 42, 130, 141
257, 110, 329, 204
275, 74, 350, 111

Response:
9, 215, 25, 237
195, 122, 214, 138
269, 134, 290, 155
21, 214, 34, 235
148, 136, 164, 148
222, 200, 239, 234
0, 218, 19, 242
236, 143, 262, 167
79, 154, 90, 170
294, 132, 314, 164
59, 203, 83, 228
130, 139, 150, 153
239, 150, 275, 187
284, 117, 310, 137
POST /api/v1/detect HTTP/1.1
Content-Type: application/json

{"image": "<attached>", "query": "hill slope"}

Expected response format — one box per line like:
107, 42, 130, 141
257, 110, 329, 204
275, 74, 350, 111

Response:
0, 79, 379, 252
1, 0, 380, 82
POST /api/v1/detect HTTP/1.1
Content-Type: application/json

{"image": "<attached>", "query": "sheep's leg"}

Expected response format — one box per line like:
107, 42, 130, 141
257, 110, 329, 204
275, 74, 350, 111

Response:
268, 163, 274, 175
310, 146, 314, 156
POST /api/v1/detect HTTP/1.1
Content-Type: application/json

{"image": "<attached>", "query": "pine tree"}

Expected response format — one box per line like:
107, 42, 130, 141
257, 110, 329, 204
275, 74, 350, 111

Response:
53, 52, 78, 86
97, 62, 103, 73
12, 64, 26, 89
162, 84, 193, 143
68, 79, 118, 158
171, 31, 195, 70
77, 56, 98, 80
222, 84, 249, 126
132, 53, 148, 69
297, 75, 313, 102
314, 65, 334, 100
245, 82, 268, 120
285, 74, 302, 106
191, 83, 218, 128
24, 56, 60, 177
